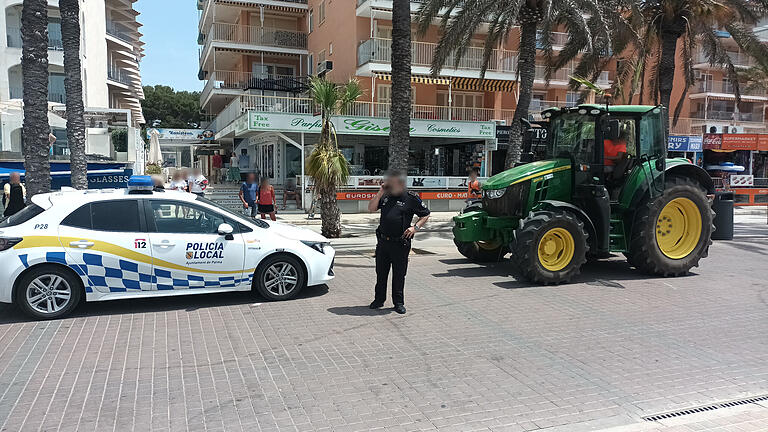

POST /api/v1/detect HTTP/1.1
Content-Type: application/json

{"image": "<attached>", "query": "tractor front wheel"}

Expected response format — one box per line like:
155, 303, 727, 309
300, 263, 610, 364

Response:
628, 176, 714, 276
454, 239, 507, 262
511, 211, 589, 284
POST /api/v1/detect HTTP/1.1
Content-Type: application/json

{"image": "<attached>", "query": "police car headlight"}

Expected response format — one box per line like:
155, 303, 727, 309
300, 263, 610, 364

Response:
485, 188, 506, 199
0, 237, 22, 251
301, 240, 329, 254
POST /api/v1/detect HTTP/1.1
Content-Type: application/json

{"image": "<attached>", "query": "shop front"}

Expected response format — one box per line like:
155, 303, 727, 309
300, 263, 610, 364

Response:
221, 110, 497, 212
703, 133, 768, 205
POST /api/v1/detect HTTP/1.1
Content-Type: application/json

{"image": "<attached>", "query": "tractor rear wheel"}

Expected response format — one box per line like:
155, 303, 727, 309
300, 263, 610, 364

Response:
628, 176, 714, 276
511, 210, 589, 284
454, 239, 507, 262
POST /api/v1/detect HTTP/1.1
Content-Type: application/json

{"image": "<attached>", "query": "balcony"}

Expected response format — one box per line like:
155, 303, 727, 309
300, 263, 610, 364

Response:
694, 50, 755, 68
202, 70, 309, 104
691, 80, 767, 98
212, 94, 499, 133
106, 21, 134, 44
9, 86, 66, 104
536, 31, 569, 49
357, 38, 517, 76
6, 26, 63, 51
107, 66, 132, 85
202, 22, 307, 55
691, 111, 764, 122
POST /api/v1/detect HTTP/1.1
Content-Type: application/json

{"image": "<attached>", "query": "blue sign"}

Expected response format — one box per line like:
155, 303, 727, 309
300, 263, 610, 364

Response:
668, 135, 703, 152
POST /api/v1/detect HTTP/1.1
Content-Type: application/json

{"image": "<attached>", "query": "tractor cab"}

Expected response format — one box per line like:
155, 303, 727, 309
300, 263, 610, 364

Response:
453, 103, 714, 285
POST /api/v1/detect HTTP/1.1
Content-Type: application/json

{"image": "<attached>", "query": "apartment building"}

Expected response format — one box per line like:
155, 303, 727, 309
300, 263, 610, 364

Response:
0, 0, 145, 168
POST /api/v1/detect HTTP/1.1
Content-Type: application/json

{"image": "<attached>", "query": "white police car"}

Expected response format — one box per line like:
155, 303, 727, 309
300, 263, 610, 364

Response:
0, 176, 335, 319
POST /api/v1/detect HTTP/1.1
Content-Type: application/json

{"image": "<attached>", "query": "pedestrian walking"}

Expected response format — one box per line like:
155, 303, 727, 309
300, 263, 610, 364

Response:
188, 168, 208, 197
367, 170, 430, 314
239, 173, 259, 218
211, 150, 223, 184
257, 177, 277, 221
3, 172, 26, 217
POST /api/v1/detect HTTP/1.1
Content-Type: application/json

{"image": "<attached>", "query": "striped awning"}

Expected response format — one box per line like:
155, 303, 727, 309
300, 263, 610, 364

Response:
375, 73, 450, 85
452, 77, 516, 92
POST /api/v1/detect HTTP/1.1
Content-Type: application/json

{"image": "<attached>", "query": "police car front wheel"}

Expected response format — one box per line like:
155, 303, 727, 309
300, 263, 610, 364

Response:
16, 265, 82, 320
254, 255, 307, 301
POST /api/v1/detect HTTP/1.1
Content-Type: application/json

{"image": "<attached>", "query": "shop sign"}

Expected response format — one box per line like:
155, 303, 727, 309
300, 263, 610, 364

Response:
703, 133, 722, 150
758, 135, 768, 151
730, 174, 754, 187
336, 191, 379, 200
668, 135, 703, 152
420, 191, 469, 200
248, 112, 495, 139
722, 134, 758, 150
147, 128, 214, 141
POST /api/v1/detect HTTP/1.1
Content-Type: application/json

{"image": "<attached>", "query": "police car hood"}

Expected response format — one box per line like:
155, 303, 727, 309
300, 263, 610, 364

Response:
266, 221, 328, 242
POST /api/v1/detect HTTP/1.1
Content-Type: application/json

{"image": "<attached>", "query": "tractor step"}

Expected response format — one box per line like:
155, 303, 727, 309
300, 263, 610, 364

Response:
608, 218, 628, 253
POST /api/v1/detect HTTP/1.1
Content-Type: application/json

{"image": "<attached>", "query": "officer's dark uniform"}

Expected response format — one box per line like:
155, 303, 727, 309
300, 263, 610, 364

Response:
375, 191, 430, 306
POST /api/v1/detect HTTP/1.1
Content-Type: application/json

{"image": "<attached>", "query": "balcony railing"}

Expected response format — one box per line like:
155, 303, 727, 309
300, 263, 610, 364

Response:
694, 50, 755, 67
106, 21, 134, 43
107, 66, 131, 85
212, 94, 499, 132
536, 31, 569, 48
358, 38, 517, 73
202, 71, 309, 101
692, 80, 766, 97
691, 111, 764, 122
205, 22, 308, 50
534, 65, 572, 82
9, 86, 66, 103
7, 27, 63, 50
670, 117, 768, 135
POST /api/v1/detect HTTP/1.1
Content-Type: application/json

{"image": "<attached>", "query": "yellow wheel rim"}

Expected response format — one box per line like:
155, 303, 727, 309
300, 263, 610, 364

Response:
537, 228, 575, 271
655, 197, 702, 259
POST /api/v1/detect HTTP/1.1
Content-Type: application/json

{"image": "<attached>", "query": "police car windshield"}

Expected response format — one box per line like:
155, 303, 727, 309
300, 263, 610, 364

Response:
0, 204, 44, 228
194, 195, 268, 228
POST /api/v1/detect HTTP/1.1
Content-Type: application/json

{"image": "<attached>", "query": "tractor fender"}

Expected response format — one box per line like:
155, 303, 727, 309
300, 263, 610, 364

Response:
626, 162, 714, 211
532, 200, 597, 249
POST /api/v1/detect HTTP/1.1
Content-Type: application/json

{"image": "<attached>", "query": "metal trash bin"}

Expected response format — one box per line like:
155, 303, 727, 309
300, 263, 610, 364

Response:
711, 191, 734, 240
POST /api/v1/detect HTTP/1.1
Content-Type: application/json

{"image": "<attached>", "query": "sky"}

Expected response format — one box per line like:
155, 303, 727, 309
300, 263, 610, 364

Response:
136, 0, 202, 92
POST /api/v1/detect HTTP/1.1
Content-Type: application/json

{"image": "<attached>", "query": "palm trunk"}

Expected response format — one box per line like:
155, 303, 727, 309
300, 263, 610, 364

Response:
505, 20, 538, 169
319, 184, 341, 238
60, 0, 87, 189
659, 30, 678, 141
21, 0, 52, 198
388, 0, 411, 172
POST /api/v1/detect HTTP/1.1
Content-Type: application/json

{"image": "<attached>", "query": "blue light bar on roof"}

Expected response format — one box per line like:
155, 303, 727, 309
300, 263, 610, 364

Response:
127, 175, 153, 190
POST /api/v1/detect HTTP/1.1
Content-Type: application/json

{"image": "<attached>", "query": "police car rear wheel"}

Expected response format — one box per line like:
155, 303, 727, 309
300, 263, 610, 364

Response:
16, 266, 82, 320
254, 255, 307, 301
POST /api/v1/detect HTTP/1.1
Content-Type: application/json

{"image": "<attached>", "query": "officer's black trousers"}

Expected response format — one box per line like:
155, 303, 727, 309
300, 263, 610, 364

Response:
374, 240, 410, 306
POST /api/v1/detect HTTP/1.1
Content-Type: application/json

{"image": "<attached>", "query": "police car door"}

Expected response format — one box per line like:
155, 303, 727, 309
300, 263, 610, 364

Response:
57, 198, 155, 293
145, 199, 247, 291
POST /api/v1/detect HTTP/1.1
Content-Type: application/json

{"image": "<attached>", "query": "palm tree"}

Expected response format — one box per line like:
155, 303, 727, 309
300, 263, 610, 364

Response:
60, 0, 87, 189
306, 77, 363, 238
388, 0, 412, 172
417, 0, 610, 169
21, 0, 52, 197
610, 0, 768, 134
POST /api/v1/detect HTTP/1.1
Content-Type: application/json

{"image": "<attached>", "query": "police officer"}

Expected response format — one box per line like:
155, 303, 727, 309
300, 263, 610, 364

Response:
367, 170, 430, 314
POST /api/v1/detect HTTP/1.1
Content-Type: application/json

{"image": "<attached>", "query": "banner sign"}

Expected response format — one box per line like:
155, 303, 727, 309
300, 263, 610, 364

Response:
336, 191, 470, 200
730, 174, 754, 187
722, 134, 758, 150
419, 191, 469, 200
147, 128, 215, 141
668, 135, 703, 152
703, 134, 723, 150
248, 112, 495, 139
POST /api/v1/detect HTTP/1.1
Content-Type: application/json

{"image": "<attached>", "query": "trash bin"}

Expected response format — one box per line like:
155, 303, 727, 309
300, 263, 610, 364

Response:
711, 191, 734, 240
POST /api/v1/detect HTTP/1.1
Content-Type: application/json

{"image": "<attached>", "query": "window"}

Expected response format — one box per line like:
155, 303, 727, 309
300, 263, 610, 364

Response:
318, 1, 326, 24
308, 9, 314, 33
436, 91, 483, 108
378, 84, 415, 103
308, 53, 314, 75
329, 42, 333, 56
61, 204, 92, 229
319, 50, 326, 64
91, 200, 141, 232
149, 201, 229, 234
0, 204, 44, 228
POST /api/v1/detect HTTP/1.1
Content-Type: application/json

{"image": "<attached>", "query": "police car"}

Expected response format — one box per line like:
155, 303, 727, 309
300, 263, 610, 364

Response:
0, 176, 335, 320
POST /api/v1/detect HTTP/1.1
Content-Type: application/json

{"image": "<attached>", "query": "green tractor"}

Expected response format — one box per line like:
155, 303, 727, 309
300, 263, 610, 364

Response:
453, 104, 714, 284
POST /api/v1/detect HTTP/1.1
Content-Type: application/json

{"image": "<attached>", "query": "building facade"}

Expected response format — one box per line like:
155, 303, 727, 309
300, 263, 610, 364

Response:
0, 0, 145, 168
198, 0, 768, 209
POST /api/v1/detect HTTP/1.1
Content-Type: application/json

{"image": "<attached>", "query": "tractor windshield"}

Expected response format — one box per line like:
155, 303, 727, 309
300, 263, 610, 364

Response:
548, 113, 596, 162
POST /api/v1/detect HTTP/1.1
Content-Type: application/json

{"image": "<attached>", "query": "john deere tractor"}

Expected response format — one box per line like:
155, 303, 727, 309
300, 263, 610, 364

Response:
453, 104, 714, 284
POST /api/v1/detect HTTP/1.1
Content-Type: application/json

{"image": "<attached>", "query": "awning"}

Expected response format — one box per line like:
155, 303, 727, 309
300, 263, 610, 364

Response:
452, 77, 516, 92
375, 73, 450, 85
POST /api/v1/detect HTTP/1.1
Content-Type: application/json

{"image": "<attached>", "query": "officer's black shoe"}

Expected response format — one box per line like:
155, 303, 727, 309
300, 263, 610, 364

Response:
369, 301, 384, 309
394, 304, 406, 314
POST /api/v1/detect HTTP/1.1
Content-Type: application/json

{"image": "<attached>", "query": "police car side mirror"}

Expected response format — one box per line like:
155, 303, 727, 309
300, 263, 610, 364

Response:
218, 223, 234, 240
